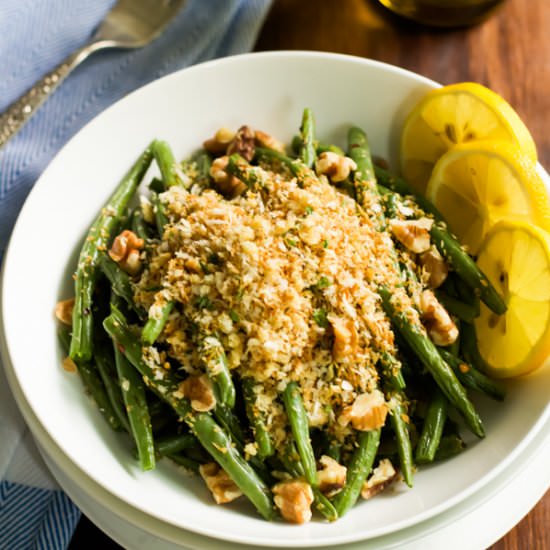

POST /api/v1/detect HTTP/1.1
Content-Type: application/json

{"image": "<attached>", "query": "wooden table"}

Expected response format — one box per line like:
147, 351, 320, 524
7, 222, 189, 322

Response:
70, 1, 550, 548
256, 1, 550, 548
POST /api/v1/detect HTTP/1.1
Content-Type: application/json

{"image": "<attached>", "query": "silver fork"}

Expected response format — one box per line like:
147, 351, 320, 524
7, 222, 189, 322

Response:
0, 0, 186, 148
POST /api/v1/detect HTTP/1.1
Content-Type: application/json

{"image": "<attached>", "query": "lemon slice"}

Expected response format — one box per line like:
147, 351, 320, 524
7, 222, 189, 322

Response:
475, 220, 550, 378
401, 82, 537, 193
425, 141, 550, 255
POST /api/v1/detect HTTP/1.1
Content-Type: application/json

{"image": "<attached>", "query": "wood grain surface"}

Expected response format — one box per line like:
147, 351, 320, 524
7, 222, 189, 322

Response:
256, 1, 550, 548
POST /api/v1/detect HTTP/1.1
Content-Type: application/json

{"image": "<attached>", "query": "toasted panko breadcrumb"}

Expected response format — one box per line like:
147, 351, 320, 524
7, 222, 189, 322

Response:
134, 162, 421, 446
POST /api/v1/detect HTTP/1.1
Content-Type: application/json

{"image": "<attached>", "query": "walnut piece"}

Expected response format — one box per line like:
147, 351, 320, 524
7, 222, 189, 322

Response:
328, 314, 358, 361
210, 155, 247, 198
272, 479, 314, 524
227, 125, 255, 161
418, 247, 448, 289
339, 389, 388, 431
419, 289, 458, 346
361, 458, 397, 500
182, 374, 217, 412
317, 455, 347, 497
390, 218, 433, 254
315, 152, 357, 183
203, 127, 235, 155
62, 356, 77, 373
199, 462, 242, 504
254, 129, 285, 153
108, 229, 144, 276
55, 297, 75, 325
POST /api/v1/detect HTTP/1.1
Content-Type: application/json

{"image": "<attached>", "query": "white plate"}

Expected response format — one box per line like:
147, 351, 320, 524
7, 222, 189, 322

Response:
31, 374, 550, 549
2, 51, 550, 547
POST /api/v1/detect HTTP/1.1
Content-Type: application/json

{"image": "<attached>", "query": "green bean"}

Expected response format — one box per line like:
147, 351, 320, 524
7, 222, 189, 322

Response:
378, 286, 485, 438
348, 128, 407, 390
193, 150, 213, 175
130, 207, 152, 241
111, 298, 155, 470
434, 434, 466, 461
200, 336, 236, 409
70, 143, 153, 361
333, 429, 381, 517
189, 412, 275, 519
299, 108, 317, 168
242, 377, 274, 459
317, 142, 345, 156
291, 135, 344, 157
213, 404, 246, 449
149, 177, 165, 194
226, 153, 267, 189
167, 453, 201, 473
254, 147, 312, 181
448, 320, 461, 357
290, 134, 302, 155
279, 442, 338, 522
382, 192, 400, 220
183, 444, 211, 464
455, 277, 481, 317
323, 435, 342, 463
282, 382, 318, 487
379, 351, 406, 391
102, 312, 275, 520
348, 127, 376, 188
141, 300, 174, 346
156, 433, 197, 456
113, 339, 155, 470
415, 389, 448, 464
152, 139, 179, 189
98, 253, 145, 318
373, 165, 443, 220
148, 398, 171, 419
460, 322, 487, 370
311, 489, 339, 522
430, 224, 506, 315
150, 191, 168, 238
59, 327, 123, 431
191, 150, 213, 187
439, 347, 505, 401
389, 396, 414, 487
93, 340, 130, 432
374, 178, 505, 316
436, 291, 478, 323
208, 403, 272, 484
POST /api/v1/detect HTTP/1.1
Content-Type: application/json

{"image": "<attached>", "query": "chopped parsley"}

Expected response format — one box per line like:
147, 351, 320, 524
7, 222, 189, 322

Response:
229, 309, 240, 323
313, 308, 329, 328
285, 237, 297, 248
308, 276, 332, 293
194, 295, 214, 310
316, 276, 331, 289
322, 239, 329, 249
304, 206, 314, 216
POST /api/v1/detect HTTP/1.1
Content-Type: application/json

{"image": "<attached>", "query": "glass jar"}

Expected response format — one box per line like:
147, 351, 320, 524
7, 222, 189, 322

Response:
377, 0, 506, 27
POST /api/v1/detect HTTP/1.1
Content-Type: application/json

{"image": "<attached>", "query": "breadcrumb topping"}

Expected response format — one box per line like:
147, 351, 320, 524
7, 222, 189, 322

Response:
134, 163, 420, 447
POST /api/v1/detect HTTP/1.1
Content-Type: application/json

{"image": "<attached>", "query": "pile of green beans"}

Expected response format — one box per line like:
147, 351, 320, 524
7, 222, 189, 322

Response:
59, 110, 506, 523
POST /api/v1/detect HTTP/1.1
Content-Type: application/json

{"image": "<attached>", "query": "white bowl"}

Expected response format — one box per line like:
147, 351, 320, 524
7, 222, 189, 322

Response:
2, 51, 550, 547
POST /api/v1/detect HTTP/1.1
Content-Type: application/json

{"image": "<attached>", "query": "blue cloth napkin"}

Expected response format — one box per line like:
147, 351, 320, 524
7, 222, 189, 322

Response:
0, 1, 271, 547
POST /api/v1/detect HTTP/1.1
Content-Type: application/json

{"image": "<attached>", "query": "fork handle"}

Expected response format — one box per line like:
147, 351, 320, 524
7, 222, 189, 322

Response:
0, 43, 101, 149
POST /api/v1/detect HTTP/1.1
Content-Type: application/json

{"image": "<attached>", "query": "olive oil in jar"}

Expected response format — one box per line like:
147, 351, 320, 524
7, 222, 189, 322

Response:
378, 0, 506, 27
